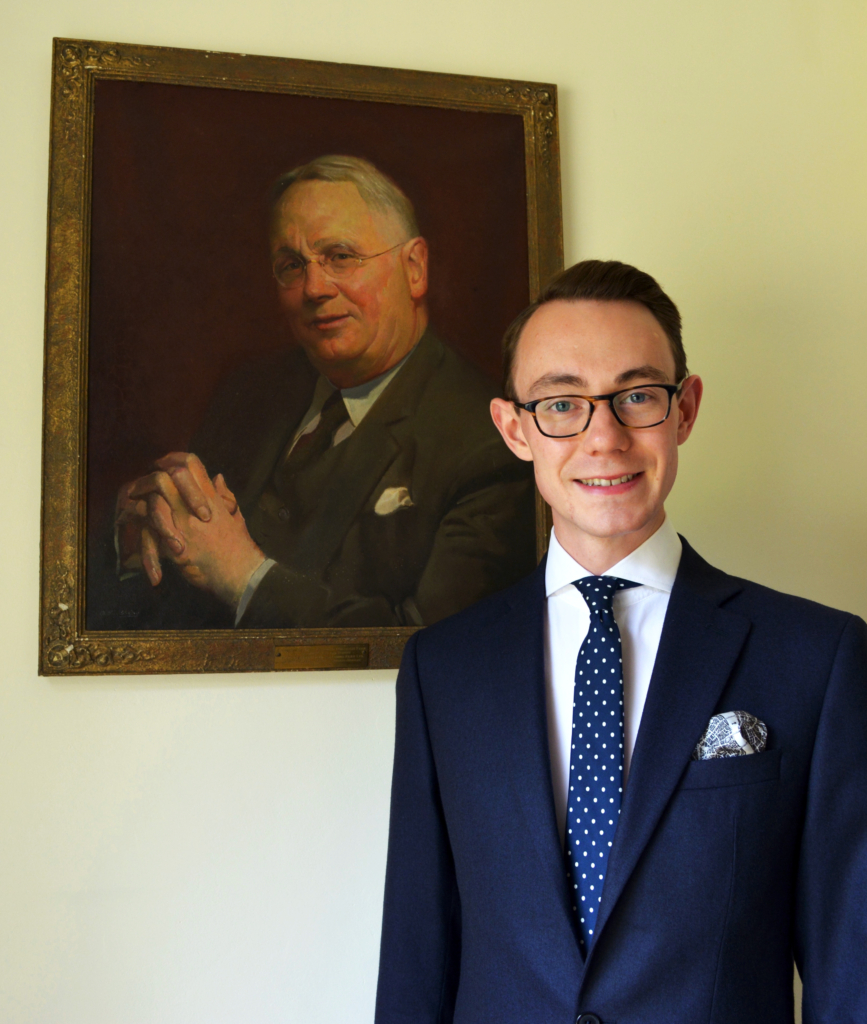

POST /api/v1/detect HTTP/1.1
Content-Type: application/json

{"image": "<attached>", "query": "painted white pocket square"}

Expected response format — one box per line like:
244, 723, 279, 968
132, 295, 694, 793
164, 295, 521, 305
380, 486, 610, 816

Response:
374, 486, 414, 516
692, 710, 768, 760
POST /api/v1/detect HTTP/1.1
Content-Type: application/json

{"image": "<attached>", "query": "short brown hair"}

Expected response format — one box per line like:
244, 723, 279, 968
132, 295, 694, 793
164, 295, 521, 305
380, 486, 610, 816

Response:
501, 259, 687, 399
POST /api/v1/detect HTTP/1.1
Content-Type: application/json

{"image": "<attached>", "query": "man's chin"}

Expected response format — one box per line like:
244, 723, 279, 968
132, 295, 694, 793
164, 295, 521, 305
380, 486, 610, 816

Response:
553, 497, 661, 543
300, 331, 364, 365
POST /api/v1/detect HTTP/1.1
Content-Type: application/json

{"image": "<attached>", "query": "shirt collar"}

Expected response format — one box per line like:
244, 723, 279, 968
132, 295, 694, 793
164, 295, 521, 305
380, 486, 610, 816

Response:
312, 344, 417, 428
545, 515, 682, 598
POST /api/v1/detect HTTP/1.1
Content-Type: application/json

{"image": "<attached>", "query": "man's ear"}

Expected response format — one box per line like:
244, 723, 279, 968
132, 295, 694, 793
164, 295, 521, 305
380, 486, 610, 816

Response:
403, 237, 428, 300
490, 398, 535, 462
676, 374, 703, 445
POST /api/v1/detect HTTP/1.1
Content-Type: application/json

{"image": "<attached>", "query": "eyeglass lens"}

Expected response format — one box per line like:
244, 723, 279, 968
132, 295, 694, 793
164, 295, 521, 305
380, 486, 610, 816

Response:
535, 387, 672, 436
273, 250, 363, 287
273, 242, 406, 288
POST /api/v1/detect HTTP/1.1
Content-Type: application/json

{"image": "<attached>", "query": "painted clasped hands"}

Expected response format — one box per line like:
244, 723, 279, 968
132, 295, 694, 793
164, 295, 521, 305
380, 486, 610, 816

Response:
115, 452, 266, 608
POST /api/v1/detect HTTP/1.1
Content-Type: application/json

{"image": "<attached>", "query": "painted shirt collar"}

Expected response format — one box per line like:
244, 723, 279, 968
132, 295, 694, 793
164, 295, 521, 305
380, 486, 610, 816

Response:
311, 344, 417, 428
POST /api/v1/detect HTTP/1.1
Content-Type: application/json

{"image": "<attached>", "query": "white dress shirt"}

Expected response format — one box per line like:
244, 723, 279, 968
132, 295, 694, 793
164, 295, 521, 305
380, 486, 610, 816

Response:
544, 517, 682, 841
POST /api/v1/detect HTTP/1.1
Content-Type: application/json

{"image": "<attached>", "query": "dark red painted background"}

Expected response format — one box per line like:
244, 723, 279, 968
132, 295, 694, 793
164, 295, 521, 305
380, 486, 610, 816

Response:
86, 78, 530, 524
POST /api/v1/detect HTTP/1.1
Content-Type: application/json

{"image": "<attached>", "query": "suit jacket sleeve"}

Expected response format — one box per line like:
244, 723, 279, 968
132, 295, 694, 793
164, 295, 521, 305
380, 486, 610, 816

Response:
375, 633, 461, 1023
794, 613, 867, 1023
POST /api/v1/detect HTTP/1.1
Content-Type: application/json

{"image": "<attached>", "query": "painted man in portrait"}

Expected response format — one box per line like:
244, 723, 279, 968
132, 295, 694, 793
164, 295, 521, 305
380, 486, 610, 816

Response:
104, 156, 536, 629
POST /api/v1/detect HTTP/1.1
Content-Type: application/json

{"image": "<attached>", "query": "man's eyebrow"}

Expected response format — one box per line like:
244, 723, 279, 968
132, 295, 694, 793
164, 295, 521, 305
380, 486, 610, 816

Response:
615, 365, 672, 385
525, 365, 671, 396
271, 237, 358, 255
526, 372, 588, 395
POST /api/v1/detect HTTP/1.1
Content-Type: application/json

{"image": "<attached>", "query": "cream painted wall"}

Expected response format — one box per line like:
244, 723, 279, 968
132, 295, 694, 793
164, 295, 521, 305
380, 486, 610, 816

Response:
3, 1, 866, 1020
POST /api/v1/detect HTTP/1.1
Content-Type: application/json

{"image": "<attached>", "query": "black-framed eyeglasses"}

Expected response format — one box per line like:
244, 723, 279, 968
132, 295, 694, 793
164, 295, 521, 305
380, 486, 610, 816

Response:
272, 241, 407, 289
514, 384, 682, 438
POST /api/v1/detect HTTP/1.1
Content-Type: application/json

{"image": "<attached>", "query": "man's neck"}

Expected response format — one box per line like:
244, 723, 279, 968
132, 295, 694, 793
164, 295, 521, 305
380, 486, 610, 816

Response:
552, 508, 667, 575
321, 309, 428, 389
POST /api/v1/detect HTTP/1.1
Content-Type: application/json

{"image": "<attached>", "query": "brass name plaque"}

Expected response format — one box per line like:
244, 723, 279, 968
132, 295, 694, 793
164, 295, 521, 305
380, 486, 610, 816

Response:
274, 644, 370, 671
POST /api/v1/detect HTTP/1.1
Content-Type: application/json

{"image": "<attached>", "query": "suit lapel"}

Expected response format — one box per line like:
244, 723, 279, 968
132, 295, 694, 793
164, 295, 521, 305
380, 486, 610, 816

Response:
236, 356, 317, 511
587, 541, 750, 958
486, 562, 587, 967
493, 564, 565, 894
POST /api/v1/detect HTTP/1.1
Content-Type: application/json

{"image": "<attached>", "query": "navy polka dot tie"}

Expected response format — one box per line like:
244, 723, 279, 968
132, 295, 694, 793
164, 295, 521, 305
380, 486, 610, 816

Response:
566, 575, 640, 954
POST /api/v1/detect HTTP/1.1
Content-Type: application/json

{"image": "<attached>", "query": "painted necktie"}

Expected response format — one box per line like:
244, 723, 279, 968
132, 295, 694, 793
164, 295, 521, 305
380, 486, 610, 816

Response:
566, 575, 640, 954
282, 389, 349, 476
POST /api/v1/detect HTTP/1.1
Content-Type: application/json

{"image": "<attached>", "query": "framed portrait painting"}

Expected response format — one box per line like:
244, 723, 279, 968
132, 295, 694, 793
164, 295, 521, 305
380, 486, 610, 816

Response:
40, 38, 563, 674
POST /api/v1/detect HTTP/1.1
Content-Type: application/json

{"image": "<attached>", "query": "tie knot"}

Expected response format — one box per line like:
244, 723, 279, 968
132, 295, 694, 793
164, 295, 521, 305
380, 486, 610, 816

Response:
319, 388, 349, 424
573, 575, 640, 619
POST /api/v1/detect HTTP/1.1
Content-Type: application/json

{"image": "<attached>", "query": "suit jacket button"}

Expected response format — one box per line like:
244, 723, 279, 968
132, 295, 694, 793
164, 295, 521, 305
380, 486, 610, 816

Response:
277, 507, 290, 521
576, 1015, 602, 1024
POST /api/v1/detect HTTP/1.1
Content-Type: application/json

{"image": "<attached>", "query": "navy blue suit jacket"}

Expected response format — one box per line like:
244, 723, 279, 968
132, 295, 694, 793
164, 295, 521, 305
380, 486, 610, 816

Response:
375, 539, 867, 1024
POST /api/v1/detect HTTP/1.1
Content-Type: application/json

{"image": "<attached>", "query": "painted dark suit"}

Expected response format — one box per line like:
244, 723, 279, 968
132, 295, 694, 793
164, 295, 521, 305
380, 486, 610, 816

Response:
375, 539, 867, 1024
91, 330, 535, 629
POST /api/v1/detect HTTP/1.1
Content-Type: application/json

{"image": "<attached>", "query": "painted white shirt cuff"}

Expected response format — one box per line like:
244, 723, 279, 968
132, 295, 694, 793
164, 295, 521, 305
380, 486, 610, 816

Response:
234, 558, 277, 626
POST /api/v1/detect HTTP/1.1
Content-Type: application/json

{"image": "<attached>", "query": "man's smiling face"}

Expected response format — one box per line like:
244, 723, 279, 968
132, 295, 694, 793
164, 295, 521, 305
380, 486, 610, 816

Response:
491, 298, 702, 571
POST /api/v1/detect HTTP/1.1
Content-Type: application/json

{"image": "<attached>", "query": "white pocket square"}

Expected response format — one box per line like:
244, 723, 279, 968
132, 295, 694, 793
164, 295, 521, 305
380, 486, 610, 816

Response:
692, 711, 768, 760
374, 486, 413, 516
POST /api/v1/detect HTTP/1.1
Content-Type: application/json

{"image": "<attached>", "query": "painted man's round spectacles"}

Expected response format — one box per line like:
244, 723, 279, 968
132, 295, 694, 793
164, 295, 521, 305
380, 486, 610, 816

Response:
272, 242, 406, 289
514, 384, 682, 438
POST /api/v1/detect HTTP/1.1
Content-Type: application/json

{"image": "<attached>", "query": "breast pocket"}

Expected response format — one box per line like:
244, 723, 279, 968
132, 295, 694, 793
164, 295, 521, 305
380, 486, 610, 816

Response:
678, 748, 782, 791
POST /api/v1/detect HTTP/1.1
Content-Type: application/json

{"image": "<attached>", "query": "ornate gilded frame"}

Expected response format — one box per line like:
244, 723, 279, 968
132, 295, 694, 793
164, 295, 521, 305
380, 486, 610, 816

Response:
40, 38, 562, 675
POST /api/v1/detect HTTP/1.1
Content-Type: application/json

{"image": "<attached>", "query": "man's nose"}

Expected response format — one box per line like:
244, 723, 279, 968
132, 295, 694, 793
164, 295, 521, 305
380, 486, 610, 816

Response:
583, 400, 630, 453
302, 259, 340, 301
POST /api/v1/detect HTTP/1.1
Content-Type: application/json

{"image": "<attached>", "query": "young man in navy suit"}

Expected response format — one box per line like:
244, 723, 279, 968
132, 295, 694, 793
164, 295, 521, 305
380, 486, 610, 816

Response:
375, 260, 867, 1024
